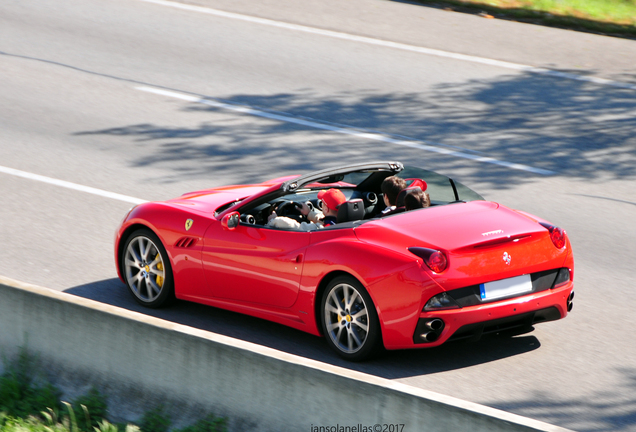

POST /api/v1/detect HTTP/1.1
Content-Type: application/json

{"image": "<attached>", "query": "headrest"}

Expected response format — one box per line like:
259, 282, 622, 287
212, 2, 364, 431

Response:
396, 186, 422, 208
336, 199, 365, 223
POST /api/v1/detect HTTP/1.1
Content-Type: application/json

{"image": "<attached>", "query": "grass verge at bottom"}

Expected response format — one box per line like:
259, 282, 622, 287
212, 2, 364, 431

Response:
409, 0, 636, 39
0, 349, 227, 432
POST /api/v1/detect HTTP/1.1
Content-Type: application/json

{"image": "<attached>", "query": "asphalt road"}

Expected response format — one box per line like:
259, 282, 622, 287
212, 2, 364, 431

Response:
1, 0, 635, 430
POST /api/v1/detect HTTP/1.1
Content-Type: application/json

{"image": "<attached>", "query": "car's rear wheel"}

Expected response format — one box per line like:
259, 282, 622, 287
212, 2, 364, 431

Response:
122, 229, 174, 308
321, 276, 381, 361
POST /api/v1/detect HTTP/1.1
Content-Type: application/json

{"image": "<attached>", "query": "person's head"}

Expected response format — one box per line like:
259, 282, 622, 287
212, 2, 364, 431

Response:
381, 176, 407, 207
404, 189, 431, 211
318, 188, 347, 216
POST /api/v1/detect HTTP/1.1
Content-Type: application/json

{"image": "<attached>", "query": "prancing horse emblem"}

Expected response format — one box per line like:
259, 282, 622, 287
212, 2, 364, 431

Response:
503, 252, 511, 265
185, 219, 193, 231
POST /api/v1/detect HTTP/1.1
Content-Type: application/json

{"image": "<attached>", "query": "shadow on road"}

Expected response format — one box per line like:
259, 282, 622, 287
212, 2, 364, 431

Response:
65, 278, 540, 379
71, 69, 636, 190
492, 367, 636, 432
4, 50, 635, 192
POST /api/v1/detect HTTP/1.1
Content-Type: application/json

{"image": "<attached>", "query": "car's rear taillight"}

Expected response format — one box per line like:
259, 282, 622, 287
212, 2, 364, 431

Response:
539, 222, 566, 249
409, 247, 448, 273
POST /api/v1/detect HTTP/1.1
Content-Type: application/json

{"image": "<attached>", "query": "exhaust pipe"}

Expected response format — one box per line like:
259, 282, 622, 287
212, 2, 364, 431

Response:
415, 318, 445, 344
426, 319, 444, 331
419, 332, 438, 342
567, 291, 574, 312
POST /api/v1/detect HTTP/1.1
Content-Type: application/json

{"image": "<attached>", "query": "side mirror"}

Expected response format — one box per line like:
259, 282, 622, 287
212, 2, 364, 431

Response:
221, 211, 240, 230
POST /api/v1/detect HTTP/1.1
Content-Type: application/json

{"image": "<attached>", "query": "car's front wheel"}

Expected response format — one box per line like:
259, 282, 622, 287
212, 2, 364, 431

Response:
320, 276, 381, 361
122, 229, 174, 308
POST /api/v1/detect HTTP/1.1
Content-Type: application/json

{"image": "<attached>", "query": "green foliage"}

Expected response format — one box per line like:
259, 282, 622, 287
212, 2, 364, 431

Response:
0, 350, 228, 432
94, 419, 141, 432
0, 409, 132, 432
137, 407, 228, 432
174, 414, 227, 432
1, 414, 59, 432
62, 402, 79, 432
95, 419, 120, 432
0, 349, 61, 418
0, 409, 228, 432
71, 387, 108, 431
139, 406, 171, 432
412, 0, 636, 38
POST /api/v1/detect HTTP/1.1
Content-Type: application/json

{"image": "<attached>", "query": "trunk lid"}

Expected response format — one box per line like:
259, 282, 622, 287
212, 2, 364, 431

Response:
356, 201, 544, 251
355, 201, 568, 289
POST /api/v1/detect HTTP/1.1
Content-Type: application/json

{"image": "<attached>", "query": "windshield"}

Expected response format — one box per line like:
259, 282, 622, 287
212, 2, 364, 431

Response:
304, 171, 375, 189
397, 166, 484, 203
230, 164, 484, 224
294, 165, 483, 204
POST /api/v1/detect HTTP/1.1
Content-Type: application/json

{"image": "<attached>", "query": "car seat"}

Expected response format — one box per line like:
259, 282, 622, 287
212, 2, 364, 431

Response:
336, 199, 365, 223
384, 186, 424, 216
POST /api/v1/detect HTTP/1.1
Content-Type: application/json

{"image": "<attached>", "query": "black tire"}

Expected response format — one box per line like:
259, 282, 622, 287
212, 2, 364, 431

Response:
320, 276, 381, 361
121, 228, 175, 308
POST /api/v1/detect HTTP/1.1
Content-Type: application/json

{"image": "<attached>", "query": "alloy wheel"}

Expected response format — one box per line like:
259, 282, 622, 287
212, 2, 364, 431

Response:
323, 282, 370, 354
124, 235, 166, 303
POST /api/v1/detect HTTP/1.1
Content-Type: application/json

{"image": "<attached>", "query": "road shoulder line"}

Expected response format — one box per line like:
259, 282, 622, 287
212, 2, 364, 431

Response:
138, 0, 636, 91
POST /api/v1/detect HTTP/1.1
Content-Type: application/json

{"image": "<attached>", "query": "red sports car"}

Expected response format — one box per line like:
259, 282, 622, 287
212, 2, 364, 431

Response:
115, 162, 574, 361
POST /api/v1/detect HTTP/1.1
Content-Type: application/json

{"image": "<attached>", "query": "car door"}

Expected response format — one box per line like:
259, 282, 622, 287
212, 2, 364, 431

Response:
201, 221, 310, 309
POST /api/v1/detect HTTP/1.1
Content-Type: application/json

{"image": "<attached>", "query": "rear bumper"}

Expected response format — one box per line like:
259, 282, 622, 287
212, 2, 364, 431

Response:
385, 282, 573, 350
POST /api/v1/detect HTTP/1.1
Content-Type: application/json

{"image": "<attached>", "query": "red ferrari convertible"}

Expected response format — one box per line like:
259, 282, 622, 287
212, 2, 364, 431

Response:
115, 162, 574, 361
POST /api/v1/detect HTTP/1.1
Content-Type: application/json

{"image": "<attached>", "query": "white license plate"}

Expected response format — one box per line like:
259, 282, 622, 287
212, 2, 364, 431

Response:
480, 274, 532, 301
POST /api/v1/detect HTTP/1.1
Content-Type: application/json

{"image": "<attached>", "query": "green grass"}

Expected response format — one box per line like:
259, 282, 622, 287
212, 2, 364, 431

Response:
0, 411, 227, 432
0, 407, 142, 432
482, 0, 636, 24
71, 388, 108, 430
0, 350, 61, 419
140, 406, 171, 432
0, 349, 227, 432
411, 0, 636, 38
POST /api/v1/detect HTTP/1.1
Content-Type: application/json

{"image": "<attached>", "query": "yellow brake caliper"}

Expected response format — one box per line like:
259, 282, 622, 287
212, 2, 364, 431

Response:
155, 254, 164, 287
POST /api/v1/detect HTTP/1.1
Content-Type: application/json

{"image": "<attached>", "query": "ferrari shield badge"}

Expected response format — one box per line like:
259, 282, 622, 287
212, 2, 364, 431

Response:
185, 219, 193, 231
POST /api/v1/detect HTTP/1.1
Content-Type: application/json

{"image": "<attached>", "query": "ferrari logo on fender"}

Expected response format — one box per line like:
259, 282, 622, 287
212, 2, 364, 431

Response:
185, 219, 193, 231
503, 252, 511, 265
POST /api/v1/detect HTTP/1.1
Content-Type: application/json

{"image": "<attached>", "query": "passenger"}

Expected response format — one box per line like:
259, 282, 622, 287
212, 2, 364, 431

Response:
380, 176, 407, 215
404, 189, 431, 211
267, 188, 346, 230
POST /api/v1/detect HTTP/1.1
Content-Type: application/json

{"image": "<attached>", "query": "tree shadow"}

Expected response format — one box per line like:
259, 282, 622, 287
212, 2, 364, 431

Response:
492, 367, 636, 431
64, 279, 540, 378
4, 50, 635, 190
74, 70, 636, 190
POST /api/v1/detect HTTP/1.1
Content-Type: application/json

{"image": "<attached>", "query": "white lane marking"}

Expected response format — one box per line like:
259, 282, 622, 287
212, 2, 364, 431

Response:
138, 0, 636, 92
137, 86, 555, 175
0, 166, 147, 205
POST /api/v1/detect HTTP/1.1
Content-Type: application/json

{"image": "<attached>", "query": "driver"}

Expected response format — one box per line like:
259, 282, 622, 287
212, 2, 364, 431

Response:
317, 188, 346, 226
267, 188, 346, 230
